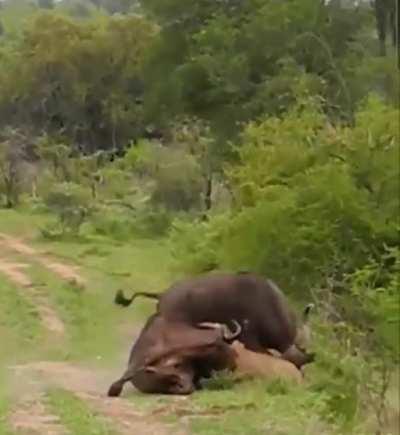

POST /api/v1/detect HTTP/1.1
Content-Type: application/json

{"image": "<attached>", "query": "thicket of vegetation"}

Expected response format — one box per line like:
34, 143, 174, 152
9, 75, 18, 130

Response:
0, 0, 398, 433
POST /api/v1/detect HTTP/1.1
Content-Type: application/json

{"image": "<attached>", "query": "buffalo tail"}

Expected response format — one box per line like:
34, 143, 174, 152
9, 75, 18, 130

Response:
114, 289, 160, 307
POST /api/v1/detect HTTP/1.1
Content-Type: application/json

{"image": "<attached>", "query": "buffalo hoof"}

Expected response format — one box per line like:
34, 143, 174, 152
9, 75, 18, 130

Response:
107, 381, 123, 397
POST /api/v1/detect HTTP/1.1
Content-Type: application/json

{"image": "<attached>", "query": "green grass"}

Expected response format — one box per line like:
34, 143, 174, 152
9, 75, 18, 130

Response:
0, 280, 43, 354
0, 384, 16, 435
125, 376, 346, 435
0, 208, 392, 435
27, 261, 125, 362
187, 378, 346, 435
0, 406, 15, 435
35, 236, 174, 297
0, 208, 174, 362
0, 271, 42, 434
23, 236, 173, 361
0, 208, 49, 238
46, 389, 117, 435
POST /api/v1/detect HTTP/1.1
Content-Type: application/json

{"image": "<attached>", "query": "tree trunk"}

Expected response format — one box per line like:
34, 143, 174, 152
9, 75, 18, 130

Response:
375, 0, 388, 56
4, 177, 15, 208
202, 175, 212, 221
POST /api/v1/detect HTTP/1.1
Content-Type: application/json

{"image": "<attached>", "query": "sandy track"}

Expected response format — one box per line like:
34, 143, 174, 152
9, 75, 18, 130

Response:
0, 234, 86, 287
9, 395, 68, 435
10, 361, 186, 435
1, 233, 185, 434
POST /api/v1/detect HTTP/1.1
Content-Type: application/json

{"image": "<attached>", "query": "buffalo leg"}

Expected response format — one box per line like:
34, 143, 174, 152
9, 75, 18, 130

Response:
281, 344, 315, 369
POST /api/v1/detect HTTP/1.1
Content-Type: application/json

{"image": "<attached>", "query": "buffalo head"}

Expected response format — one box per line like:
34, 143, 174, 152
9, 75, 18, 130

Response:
108, 318, 241, 396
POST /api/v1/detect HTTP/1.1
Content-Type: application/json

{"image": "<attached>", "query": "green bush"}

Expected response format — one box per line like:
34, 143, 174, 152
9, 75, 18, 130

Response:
169, 95, 399, 296
168, 96, 399, 433
43, 182, 92, 237
89, 206, 135, 241
122, 140, 204, 211
89, 203, 172, 240
133, 206, 173, 237
96, 167, 133, 200
169, 214, 227, 274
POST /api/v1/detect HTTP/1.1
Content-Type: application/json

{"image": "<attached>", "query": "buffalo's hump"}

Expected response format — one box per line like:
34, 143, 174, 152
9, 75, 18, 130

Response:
156, 273, 297, 353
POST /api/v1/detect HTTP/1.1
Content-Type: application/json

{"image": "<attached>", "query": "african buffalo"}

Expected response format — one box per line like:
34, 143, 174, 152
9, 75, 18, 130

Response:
108, 315, 241, 396
115, 272, 315, 369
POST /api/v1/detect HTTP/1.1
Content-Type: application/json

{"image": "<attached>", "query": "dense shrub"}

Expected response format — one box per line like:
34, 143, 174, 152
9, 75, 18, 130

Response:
168, 95, 399, 433
0, 128, 31, 208
89, 202, 173, 240
43, 182, 92, 236
122, 140, 204, 211
170, 95, 399, 296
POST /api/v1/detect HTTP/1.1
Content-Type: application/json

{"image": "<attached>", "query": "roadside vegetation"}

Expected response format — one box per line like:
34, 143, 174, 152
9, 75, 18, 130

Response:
0, 0, 398, 434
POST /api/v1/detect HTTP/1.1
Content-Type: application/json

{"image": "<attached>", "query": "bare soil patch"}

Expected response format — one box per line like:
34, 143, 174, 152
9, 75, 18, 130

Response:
9, 394, 68, 435
43, 261, 86, 287
0, 260, 32, 287
0, 234, 86, 287
10, 361, 186, 435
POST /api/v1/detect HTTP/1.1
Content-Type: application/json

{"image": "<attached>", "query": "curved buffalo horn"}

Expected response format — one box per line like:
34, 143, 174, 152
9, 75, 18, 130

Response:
197, 320, 242, 343
222, 320, 242, 342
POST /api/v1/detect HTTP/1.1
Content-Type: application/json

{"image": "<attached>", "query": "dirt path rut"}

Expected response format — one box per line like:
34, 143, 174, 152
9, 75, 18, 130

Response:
9, 394, 68, 435
0, 233, 85, 335
10, 361, 186, 435
1, 234, 184, 435
0, 234, 86, 287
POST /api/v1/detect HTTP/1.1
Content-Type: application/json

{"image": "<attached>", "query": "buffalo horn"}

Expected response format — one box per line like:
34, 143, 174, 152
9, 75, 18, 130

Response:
197, 320, 242, 342
222, 320, 242, 342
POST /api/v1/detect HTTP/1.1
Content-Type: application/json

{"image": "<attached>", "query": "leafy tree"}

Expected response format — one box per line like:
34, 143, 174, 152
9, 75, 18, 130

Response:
0, 0, 39, 35
60, 0, 92, 18
142, 0, 378, 140
168, 117, 219, 217
87, 0, 138, 14
0, 12, 157, 151
37, 0, 54, 9
170, 95, 399, 293
124, 139, 203, 211
43, 182, 92, 236
36, 134, 72, 182
373, 0, 398, 56
0, 129, 29, 208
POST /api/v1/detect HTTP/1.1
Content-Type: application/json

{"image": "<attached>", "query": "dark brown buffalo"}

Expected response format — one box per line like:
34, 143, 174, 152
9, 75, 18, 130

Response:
115, 272, 315, 368
108, 315, 241, 396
